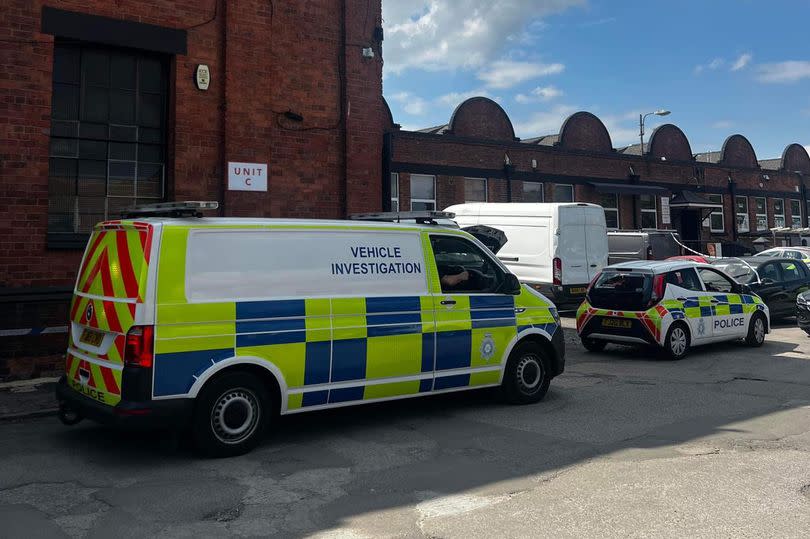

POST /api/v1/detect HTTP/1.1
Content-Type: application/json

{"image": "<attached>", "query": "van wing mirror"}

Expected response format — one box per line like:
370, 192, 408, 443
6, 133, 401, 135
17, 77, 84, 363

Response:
503, 273, 522, 295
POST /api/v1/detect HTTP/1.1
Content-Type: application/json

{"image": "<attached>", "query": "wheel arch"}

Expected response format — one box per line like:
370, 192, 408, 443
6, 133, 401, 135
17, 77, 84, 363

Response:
499, 328, 557, 384
187, 356, 287, 412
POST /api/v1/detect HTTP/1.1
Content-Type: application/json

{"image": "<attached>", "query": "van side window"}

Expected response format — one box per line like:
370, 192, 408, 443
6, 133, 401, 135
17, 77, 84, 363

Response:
430, 235, 503, 294
665, 268, 702, 292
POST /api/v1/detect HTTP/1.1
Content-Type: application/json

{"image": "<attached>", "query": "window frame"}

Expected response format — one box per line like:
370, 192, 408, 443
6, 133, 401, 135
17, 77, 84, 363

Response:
639, 194, 658, 230
428, 233, 507, 295
735, 196, 750, 233
778, 260, 806, 281
773, 199, 785, 228
599, 193, 619, 230
790, 199, 802, 228
410, 174, 436, 211
697, 267, 737, 294
664, 268, 704, 292
522, 181, 544, 202
704, 194, 724, 233
390, 173, 399, 211
464, 177, 488, 203
754, 197, 768, 231
552, 183, 574, 203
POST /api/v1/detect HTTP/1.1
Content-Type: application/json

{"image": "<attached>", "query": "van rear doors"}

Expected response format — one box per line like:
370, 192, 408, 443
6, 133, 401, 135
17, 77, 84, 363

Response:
557, 205, 607, 288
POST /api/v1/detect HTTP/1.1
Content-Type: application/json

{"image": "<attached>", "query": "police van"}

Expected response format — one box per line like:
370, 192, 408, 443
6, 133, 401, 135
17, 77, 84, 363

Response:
576, 260, 769, 359
56, 203, 565, 456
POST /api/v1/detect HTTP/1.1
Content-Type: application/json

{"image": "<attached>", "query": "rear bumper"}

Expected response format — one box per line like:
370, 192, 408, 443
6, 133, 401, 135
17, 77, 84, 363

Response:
530, 283, 587, 309
56, 376, 192, 428
578, 314, 657, 346
550, 326, 566, 377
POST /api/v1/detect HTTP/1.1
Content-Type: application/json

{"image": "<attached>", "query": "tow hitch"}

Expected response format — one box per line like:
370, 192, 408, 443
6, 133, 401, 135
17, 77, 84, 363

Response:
57, 402, 84, 426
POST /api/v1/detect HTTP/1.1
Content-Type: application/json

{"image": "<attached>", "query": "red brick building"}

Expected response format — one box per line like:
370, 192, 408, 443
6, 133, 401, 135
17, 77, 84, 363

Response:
0, 0, 386, 378
384, 97, 810, 254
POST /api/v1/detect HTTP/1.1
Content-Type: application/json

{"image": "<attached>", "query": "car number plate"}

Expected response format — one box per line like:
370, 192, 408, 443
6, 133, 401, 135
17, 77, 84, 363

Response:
80, 328, 104, 347
601, 318, 632, 329
569, 287, 587, 295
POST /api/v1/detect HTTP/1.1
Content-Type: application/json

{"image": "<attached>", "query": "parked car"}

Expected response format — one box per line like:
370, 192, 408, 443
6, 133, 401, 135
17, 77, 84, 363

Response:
712, 257, 810, 319
446, 203, 609, 307
576, 260, 769, 359
797, 290, 810, 335
668, 255, 710, 264
754, 247, 810, 266
607, 230, 680, 265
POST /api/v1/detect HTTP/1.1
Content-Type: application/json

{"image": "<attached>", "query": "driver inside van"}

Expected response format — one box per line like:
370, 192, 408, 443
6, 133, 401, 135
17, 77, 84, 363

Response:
439, 266, 471, 291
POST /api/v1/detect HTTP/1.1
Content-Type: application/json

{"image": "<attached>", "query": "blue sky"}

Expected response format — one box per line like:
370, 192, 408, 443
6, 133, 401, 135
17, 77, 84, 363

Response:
381, 0, 809, 159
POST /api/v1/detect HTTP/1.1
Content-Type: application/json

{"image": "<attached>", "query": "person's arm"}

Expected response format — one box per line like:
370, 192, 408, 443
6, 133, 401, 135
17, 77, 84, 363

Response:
441, 270, 470, 288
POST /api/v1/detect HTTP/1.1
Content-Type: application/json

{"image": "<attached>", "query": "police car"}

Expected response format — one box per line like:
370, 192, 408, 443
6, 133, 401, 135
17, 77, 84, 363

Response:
56, 203, 565, 457
576, 260, 769, 359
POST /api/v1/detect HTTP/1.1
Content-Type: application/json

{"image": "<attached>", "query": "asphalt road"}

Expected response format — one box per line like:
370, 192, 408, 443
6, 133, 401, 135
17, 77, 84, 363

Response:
1, 320, 809, 538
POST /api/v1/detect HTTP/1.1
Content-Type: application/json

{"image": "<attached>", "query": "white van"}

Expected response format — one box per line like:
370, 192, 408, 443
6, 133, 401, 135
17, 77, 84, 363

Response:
56, 203, 565, 457
446, 203, 609, 307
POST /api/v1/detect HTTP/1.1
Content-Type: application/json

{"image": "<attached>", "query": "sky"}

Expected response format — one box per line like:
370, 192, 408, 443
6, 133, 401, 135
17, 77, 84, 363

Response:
381, 0, 809, 159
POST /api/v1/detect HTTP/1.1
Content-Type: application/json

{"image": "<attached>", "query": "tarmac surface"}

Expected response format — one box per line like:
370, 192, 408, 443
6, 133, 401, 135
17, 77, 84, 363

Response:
1, 319, 809, 538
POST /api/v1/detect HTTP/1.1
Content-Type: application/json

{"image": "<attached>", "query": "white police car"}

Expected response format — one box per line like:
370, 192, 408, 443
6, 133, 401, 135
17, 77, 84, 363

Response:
576, 260, 769, 359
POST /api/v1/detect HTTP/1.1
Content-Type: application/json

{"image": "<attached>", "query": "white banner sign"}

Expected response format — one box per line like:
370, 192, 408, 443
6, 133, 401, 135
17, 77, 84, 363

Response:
228, 162, 268, 191
661, 196, 671, 225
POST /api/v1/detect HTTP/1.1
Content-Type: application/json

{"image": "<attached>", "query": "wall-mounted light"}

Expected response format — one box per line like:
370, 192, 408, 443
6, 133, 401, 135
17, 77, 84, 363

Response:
531, 159, 537, 170
504, 153, 511, 166
762, 174, 770, 181
362, 47, 375, 59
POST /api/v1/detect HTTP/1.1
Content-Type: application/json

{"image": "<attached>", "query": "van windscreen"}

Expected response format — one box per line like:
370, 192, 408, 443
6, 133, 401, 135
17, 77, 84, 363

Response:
587, 271, 652, 311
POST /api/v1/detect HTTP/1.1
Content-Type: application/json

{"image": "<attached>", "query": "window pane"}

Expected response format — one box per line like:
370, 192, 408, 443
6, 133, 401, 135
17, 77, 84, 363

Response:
711, 213, 724, 231
780, 262, 802, 281
737, 213, 750, 233
138, 58, 164, 93
756, 215, 768, 231
735, 196, 748, 213
774, 200, 784, 214
599, 193, 617, 209
411, 201, 435, 211
110, 53, 136, 89
78, 160, 107, 196
51, 83, 79, 120
138, 92, 162, 127
110, 142, 136, 161
109, 89, 136, 124
53, 47, 80, 83
553, 184, 573, 202
50, 138, 77, 157
137, 164, 163, 198
390, 173, 398, 198
755, 198, 767, 214
523, 182, 543, 202
431, 236, 502, 294
77, 196, 106, 233
138, 144, 163, 163
640, 195, 655, 210
79, 140, 107, 160
48, 158, 77, 195
108, 161, 136, 196
465, 178, 487, 202
641, 211, 657, 229
138, 127, 162, 144
392, 200, 399, 211
604, 209, 619, 229
79, 122, 108, 140
410, 175, 435, 200
82, 85, 109, 122
83, 51, 110, 86
109, 125, 137, 142
51, 121, 78, 138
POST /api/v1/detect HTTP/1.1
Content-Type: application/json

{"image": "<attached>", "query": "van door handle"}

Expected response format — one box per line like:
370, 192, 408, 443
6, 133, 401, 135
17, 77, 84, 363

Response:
440, 300, 456, 306
590, 264, 598, 268
515, 307, 527, 314
710, 299, 720, 304
500, 257, 519, 262
571, 265, 583, 268
676, 297, 687, 302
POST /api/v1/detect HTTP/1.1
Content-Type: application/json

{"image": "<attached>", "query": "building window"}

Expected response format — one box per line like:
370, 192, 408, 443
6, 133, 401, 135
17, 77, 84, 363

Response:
774, 199, 785, 228
523, 182, 544, 202
464, 178, 487, 202
736, 196, 749, 233
553, 184, 574, 202
390, 173, 399, 211
755, 197, 768, 231
410, 174, 436, 211
599, 193, 619, 229
48, 43, 167, 235
790, 199, 802, 228
640, 195, 657, 229
703, 194, 724, 233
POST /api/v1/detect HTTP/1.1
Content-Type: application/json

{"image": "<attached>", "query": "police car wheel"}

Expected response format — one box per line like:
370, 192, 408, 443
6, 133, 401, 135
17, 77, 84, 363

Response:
745, 313, 767, 347
501, 342, 550, 404
663, 323, 690, 360
193, 372, 271, 458
581, 338, 606, 353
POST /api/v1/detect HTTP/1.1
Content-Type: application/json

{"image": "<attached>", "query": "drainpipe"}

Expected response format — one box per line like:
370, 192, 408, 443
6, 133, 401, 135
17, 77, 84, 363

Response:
381, 132, 392, 211
629, 171, 640, 229
728, 175, 738, 242
799, 172, 808, 228
504, 156, 514, 202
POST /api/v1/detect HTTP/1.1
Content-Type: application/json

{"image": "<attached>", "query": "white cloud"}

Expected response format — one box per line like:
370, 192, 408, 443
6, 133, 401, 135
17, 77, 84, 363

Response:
436, 89, 492, 107
711, 120, 734, 129
389, 91, 428, 115
382, 0, 583, 75
477, 60, 564, 89
730, 53, 752, 71
757, 61, 810, 83
513, 104, 577, 137
515, 85, 564, 103
694, 57, 725, 74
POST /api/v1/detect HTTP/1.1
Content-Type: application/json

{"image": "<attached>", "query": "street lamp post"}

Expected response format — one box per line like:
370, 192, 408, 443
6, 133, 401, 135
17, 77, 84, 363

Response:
639, 109, 671, 154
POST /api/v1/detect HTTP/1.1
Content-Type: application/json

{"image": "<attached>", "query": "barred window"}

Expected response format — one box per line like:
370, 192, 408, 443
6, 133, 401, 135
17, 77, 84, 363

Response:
48, 42, 167, 235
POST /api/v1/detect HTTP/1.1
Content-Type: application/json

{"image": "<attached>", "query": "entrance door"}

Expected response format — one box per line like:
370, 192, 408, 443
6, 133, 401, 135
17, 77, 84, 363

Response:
679, 209, 702, 252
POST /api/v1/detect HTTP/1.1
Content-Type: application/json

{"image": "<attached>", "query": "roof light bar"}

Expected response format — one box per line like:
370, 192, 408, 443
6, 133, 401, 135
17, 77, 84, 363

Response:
122, 201, 219, 218
350, 211, 456, 224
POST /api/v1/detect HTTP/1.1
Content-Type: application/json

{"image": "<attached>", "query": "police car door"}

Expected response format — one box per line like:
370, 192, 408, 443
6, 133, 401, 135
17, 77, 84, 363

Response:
428, 234, 517, 391
697, 267, 748, 339
663, 267, 711, 341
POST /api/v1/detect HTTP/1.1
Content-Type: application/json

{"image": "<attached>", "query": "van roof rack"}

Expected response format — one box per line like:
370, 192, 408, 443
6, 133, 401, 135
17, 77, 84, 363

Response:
122, 201, 219, 219
350, 211, 455, 225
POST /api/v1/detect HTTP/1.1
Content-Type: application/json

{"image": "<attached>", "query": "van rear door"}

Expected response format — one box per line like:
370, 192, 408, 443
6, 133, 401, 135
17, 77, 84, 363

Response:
558, 206, 590, 286
66, 222, 154, 407
583, 206, 608, 280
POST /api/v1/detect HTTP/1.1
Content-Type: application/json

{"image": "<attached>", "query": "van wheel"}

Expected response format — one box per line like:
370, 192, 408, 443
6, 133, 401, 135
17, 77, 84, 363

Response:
501, 341, 551, 404
745, 313, 767, 347
663, 322, 690, 360
581, 338, 606, 353
192, 372, 271, 458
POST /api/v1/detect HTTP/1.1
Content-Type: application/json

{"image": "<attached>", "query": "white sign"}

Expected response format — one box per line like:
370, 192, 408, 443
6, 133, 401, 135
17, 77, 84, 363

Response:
228, 162, 267, 192
661, 196, 671, 225
195, 64, 211, 91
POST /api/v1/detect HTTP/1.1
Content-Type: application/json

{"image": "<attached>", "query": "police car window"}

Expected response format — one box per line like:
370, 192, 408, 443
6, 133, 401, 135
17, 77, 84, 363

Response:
779, 261, 803, 281
759, 263, 780, 282
665, 268, 703, 292
785, 250, 802, 260
698, 268, 735, 293
430, 235, 502, 294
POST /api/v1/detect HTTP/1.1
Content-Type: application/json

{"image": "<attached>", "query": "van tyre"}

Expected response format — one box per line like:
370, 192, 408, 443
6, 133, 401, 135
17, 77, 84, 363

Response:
745, 313, 767, 347
581, 338, 606, 353
501, 341, 551, 404
663, 322, 690, 360
193, 372, 271, 458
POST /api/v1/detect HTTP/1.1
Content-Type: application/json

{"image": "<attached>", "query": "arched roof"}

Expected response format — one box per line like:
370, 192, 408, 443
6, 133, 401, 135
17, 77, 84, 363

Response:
720, 134, 758, 168
558, 111, 612, 153
447, 97, 517, 141
781, 143, 810, 173
647, 124, 693, 161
